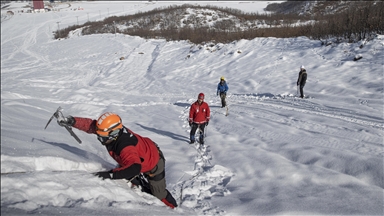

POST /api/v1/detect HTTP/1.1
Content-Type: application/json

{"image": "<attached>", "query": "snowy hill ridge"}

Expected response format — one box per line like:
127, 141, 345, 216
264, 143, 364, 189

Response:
1, 1, 383, 216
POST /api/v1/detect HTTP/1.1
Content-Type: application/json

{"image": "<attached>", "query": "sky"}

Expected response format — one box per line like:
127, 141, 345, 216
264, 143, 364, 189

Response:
1, 1, 383, 215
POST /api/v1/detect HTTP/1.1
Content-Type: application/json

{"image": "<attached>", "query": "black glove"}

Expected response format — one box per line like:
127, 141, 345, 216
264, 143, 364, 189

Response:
57, 115, 75, 127
94, 171, 113, 180
189, 121, 192, 127
205, 121, 209, 126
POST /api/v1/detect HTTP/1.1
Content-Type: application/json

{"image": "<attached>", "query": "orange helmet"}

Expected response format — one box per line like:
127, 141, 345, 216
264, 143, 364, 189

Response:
96, 112, 123, 137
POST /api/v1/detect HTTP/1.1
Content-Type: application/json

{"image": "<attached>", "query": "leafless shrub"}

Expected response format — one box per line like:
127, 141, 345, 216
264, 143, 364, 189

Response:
308, 1, 384, 43
53, 2, 383, 44
54, 22, 90, 39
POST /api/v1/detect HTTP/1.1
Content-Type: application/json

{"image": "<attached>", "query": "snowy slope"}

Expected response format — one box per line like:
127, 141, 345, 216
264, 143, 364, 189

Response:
1, 1, 383, 215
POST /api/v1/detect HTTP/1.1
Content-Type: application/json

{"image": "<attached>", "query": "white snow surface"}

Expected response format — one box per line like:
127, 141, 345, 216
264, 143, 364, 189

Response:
1, 1, 383, 216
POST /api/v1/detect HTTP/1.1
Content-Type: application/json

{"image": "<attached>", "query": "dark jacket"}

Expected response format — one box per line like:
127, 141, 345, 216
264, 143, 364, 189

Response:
297, 69, 307, 86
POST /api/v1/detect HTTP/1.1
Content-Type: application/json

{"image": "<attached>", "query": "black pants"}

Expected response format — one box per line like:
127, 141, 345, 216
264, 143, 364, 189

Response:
299, 84, 305, 98
190, 123, 205, 142
219, 92, 227, 107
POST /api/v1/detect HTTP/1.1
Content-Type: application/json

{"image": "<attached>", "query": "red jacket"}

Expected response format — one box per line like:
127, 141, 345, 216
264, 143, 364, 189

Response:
189, 101, 210, 124
72, 117, 160, 180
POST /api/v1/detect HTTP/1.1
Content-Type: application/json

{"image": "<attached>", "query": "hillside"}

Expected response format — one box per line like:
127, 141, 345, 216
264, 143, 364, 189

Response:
1, 1, 383, 215
50, 1, 384, 44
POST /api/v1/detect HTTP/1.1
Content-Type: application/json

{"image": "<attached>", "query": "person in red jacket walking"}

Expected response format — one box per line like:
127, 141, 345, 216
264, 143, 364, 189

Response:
189, 93, 211, 145
57, 112, 178, 209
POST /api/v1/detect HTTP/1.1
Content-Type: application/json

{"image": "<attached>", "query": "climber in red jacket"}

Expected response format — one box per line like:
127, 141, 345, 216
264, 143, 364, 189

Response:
57, 112, 178, 209
189, 92, 211, 145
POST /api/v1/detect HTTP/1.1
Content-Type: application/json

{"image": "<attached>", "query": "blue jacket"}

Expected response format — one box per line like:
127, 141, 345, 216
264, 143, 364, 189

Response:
217, 81, 228, 95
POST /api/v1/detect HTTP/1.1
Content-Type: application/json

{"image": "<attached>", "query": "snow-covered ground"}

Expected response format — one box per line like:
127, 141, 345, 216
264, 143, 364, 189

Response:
1, 1, 383, 215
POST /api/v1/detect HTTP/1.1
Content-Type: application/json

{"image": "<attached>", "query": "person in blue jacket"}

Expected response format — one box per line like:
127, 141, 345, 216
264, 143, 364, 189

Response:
217, 76, 229, 108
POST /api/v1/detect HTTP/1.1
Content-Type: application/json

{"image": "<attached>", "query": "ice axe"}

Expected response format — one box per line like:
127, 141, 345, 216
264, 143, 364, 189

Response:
44, 106, 82, 144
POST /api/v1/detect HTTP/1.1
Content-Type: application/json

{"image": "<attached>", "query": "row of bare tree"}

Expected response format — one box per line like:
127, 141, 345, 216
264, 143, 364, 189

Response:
55, 2, 383, 44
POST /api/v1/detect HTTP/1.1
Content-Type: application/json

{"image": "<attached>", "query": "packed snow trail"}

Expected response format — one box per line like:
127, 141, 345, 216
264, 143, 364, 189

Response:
171, 101, 234, 215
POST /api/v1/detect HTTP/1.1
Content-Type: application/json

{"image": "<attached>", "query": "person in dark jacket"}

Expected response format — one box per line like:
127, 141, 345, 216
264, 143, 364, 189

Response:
189, 93, 211, 145
297, 65, 307, 98
57, 112, 178, 209
217, 76, 229, 107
